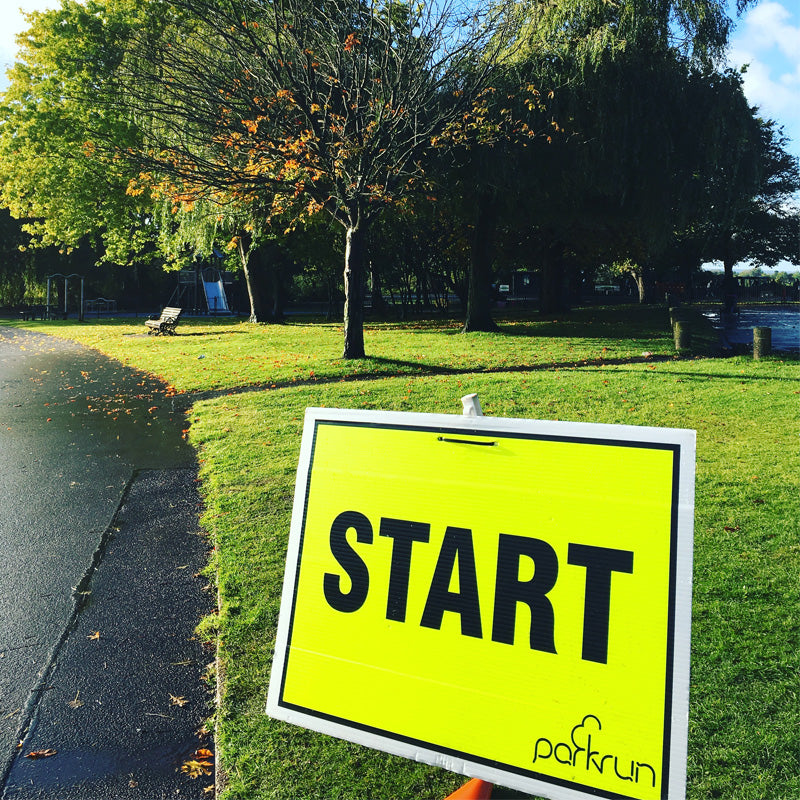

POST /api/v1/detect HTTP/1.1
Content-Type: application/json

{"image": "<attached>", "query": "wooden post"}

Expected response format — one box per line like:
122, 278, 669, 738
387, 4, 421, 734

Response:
669, 306, 688, 327
753, 327, 771, 359
673, 320, 691, 353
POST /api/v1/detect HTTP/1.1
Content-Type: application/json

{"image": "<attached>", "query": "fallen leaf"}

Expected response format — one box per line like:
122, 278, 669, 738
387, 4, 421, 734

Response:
195, 748, 214, 759
724, 526, 740, 532
68, 691, 83, 709
87, 631, 100, 640
181, 759, 213, 778
25, 749, 57, 759
170, 694, 188, 707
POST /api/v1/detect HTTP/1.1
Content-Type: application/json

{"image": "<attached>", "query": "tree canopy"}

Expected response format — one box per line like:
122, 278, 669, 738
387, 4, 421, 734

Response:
0, 0, 796, 334
0, 0, 158, 264
113, 0, 523, 355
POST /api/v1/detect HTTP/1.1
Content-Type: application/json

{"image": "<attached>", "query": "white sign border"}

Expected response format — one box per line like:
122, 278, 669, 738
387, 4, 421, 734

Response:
267, 407, 695, 800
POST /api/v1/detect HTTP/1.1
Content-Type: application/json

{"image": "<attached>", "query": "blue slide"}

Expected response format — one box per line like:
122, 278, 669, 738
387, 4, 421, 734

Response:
203, 278, 229, 313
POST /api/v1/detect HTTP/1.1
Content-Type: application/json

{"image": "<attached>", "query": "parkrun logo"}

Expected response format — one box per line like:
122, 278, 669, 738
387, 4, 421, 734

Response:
532, 714, 657, 789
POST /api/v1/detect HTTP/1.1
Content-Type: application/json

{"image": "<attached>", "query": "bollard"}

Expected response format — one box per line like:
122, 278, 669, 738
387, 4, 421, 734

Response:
673, 320, 691, 353
753, 327, 771, 359
668, 307, 686, 327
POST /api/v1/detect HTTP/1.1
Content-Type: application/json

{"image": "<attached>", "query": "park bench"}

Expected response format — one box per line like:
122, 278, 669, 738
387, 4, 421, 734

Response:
18, 305, 48, 321
145, 306, 182, 335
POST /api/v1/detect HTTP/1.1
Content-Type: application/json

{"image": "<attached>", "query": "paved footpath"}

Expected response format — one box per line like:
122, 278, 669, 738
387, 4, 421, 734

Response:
0, 327, 214, 799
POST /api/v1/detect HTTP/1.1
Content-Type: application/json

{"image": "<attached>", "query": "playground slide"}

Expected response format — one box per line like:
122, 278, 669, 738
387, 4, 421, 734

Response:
203, 279, 229, 313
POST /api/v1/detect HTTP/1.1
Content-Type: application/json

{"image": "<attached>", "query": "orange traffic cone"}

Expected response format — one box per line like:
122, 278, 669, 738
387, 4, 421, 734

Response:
444, 777, 493, 799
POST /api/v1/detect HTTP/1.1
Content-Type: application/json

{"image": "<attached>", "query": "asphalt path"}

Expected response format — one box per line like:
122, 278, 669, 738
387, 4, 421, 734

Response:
0, 327, 214, 798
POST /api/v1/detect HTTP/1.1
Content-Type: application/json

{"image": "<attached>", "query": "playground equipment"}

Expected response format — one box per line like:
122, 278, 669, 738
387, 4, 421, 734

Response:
203, 270, 229, 313
168, 266, 234, 314
46, 273, 85, 321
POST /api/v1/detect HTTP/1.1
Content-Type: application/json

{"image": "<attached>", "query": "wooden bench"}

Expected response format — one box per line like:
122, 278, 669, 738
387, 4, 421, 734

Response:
145, 307, 182, 335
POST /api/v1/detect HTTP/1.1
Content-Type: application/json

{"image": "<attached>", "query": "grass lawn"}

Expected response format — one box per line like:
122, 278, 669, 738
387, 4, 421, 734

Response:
8, 306, 799, 799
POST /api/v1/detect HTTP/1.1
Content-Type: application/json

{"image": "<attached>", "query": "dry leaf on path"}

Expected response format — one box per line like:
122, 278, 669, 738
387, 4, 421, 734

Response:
169, 694, 188, 707
25, 749, 57, 759
181, 759, 213, 779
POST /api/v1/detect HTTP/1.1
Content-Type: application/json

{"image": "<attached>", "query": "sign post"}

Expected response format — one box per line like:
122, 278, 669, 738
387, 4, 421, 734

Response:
267, 407, 695, 800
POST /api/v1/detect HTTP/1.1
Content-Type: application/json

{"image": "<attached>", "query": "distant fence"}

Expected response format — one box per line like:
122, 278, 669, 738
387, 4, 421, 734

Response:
84, 298, 118, 317
695, 275, 800, 303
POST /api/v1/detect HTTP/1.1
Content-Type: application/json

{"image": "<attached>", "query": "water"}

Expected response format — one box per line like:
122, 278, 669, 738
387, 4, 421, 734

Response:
702, 307, 800, 353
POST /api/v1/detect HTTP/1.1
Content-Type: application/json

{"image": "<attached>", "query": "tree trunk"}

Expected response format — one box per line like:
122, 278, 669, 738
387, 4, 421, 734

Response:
539, 248, 569, 315
634, 269, 647, 304
270, 258, 285, 322
369, 261, 389, 318
722, 257, 737, 313
342, 223, 366, 359
463, 189, 498, 333
239, 236, 266, 323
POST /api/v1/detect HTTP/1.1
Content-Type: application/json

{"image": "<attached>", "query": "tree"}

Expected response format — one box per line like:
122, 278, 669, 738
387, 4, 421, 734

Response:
0, 209, 45, 305
115, 0, 521, 357
441, 79, 557, 330
493, 0, 764, 310
0, 0, 159, 266
691, 117, 800, 310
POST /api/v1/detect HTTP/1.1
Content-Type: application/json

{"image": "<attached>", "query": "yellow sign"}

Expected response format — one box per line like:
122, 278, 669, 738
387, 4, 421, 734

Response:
267, 409, 695, 800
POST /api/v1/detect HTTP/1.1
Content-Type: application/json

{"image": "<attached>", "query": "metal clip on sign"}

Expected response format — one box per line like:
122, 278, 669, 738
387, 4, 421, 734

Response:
460, 393, 483, 417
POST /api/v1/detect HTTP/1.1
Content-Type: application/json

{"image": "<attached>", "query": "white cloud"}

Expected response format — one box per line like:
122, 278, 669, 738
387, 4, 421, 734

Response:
727, 1, 800, 155
742, 1, 800, 56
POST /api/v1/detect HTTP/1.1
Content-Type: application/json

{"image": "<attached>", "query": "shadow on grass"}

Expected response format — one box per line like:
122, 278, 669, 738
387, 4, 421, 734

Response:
577, 364, 800, 383
187, 353, 684, 403
172, 329, 251, 337
184, 347, 800, 404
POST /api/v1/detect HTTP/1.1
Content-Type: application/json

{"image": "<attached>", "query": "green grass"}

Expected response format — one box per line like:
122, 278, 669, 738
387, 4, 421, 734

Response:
7, 304, 679, 394
7, 306, 799, 799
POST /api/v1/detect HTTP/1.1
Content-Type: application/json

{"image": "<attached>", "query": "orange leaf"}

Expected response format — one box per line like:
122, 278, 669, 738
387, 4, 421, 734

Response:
25, 749, 57, 759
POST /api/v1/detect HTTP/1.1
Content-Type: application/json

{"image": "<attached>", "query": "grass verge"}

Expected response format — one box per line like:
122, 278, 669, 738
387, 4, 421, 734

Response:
7, 306, 799, 799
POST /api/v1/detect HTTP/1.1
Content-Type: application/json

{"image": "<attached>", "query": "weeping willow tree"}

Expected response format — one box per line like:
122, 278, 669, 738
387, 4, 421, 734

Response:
479, 0, 763, 312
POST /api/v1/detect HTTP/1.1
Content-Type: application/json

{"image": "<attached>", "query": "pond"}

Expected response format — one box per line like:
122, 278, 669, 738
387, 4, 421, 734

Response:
702, 307, 800, 353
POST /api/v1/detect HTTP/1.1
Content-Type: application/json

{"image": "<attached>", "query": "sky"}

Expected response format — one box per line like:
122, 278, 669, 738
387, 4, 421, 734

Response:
0, 2, 58, 80
726, 0, 800, 163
